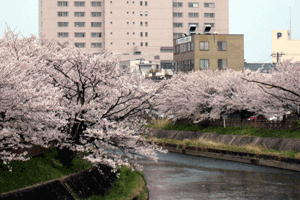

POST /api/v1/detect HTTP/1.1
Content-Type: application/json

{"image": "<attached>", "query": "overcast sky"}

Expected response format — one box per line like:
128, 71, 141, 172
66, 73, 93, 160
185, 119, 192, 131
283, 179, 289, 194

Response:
0, 0, 299, 63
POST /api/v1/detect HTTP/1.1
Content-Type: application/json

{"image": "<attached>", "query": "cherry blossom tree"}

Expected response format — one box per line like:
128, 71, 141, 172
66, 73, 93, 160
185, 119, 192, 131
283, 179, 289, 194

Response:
152, 65, 296, 124
242, 59, 300, 118
0, 29, 69, 172
0, 30, 168, 173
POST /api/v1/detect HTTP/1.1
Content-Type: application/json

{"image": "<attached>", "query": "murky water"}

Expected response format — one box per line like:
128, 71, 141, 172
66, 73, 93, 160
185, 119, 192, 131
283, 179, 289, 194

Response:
135, 151, 300, 200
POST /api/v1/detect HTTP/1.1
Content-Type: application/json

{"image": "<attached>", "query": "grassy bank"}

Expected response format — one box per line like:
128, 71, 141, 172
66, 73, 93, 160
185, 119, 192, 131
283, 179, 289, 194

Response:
143, 119, 300, 159
0, 147, 148, 200
145, 119, 300, 139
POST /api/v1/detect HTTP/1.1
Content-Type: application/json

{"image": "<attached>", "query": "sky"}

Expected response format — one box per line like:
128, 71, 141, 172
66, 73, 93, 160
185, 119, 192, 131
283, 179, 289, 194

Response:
0, 0, 299, 63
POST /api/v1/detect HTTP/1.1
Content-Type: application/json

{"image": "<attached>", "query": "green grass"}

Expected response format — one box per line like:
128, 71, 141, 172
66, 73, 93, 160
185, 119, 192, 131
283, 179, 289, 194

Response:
145, 119, 300, 139
0, 147, 148, 200
0, 146, 93, 194
83, 165, 148, 200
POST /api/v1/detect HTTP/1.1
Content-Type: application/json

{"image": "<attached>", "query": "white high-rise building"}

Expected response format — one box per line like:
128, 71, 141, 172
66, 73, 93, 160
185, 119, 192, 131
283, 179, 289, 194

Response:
39, 0, 228, 69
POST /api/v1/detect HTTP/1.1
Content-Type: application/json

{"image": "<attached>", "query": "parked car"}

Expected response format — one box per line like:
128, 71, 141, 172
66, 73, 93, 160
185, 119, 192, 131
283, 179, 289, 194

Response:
268, 116, 283, 122
247, 115, 266, 120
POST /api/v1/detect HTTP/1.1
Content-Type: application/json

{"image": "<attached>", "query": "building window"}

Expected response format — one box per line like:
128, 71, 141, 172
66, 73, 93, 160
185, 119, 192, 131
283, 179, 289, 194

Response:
187, 42, 191, 51
173, 33, 183, 38
74, 12, 85, 17
91, 12, 102, 17
127, 42, 129, 45
145, 22, 148, 26
145, 1, 147, 6
191, 42, 194, 51
91, 32, 102, 37
110, 1, 112, 3
74, 22, 85, 27
111, 32, 113, 34
145, 42, 148, 46
140, 22, 143, 26
58, 1, 68, 6
145, 32, 148, 37
188, 23, 199, 28
145, 11, 148, 16
133, 42, 135, 45
173, 13, 183, 18
58, 22, 69, 27
204, 3, 215, 8
188, 3, 199, 7
110, 22, 113, 24
140, 11, 143, 16
200, 59, 209, 69
110, 11, 112, 14
75, 43, 85, 48
127, 22, 129, 24
57, 12, 68, 17
173, 23, 183, 28
204, 13, 215, 18
91, 22, 102, 27
75, 32, 85, 37
173, 2, 182, 7
188, 13, 199, 18
160, 48, 173, 53
91, 43, 102, 48
204, 23, 215, 28
200, 41, 209, 50
141, 42, 143, 46
140, 32, 143, 37
74, 1, 85, 6
133, 11, 135, 14
133, 32, 135, 35
58, 32, 69, 37
91, 1, 102, 6
217, 41, 227, 51
154, 55, 160, 59
218, 59, 227, 69
140, 1, 142, 5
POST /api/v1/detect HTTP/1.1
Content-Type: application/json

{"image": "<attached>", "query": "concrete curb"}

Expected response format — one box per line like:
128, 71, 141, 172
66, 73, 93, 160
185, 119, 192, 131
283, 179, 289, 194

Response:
157, 143, 300, 172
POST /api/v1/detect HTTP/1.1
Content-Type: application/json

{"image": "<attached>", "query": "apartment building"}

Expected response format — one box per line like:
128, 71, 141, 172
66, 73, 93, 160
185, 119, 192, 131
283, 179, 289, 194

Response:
272, 30, 300, 63
39, 0, 228, 69
174, 33, 244, 72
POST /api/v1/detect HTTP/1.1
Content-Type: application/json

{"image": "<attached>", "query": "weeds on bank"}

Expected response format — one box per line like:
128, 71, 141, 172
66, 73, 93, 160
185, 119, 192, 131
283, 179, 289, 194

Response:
145, 119, 300, 139
144, 136, 300, 159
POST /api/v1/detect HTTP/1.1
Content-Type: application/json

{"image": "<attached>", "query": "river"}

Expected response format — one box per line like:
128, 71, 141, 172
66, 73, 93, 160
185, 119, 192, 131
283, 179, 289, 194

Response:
135, 151, 300, 200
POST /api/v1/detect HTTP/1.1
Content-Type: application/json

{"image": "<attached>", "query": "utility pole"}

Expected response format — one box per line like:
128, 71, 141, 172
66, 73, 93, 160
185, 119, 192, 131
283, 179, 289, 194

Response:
271, 52, 285, 63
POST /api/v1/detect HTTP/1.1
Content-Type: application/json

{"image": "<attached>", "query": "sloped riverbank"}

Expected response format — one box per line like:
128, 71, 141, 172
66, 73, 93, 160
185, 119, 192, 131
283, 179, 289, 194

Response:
147, 129, 300, 172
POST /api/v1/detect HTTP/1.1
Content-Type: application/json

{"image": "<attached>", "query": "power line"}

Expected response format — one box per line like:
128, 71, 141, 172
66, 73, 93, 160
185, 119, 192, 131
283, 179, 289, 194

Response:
271, 52, 285, 63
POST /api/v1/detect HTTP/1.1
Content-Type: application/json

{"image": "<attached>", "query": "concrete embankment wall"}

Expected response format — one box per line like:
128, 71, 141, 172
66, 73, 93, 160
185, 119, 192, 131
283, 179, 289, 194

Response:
148, 129, 300, 172
149, 129, 300, 152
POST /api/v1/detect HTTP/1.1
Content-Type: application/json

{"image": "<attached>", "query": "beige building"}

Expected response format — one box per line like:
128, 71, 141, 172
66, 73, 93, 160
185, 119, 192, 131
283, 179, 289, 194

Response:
39, 0, 228, 69
272, 30, 300, 63
174, 33, 244, 71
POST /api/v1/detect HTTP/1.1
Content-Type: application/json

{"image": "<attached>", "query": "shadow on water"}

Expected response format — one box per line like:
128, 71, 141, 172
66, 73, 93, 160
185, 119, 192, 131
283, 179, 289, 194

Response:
135, 151, 300, 200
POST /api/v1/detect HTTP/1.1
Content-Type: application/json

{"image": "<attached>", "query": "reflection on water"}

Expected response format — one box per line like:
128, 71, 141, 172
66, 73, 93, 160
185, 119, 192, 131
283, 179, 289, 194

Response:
135, 152, 300, 200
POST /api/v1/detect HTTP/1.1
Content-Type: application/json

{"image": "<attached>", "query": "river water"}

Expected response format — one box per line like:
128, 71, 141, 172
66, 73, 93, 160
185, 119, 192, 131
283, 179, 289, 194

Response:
135, 151, 300, 200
